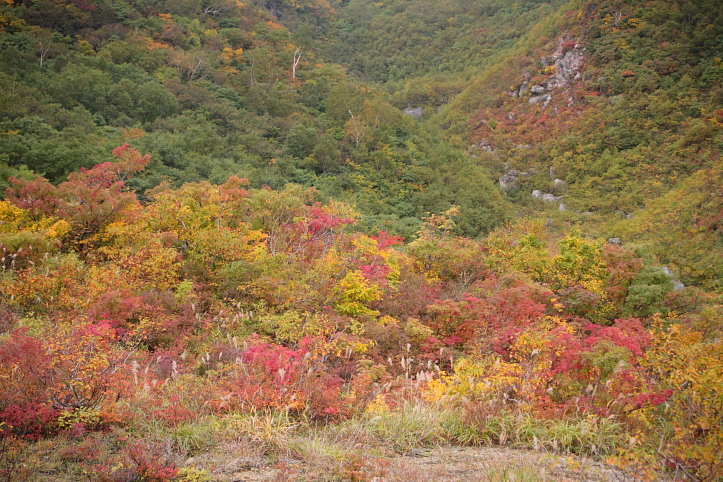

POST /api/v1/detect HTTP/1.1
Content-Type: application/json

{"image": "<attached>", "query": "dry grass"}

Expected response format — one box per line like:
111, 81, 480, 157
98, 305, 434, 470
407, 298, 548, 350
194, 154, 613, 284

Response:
15, 401, 657, 481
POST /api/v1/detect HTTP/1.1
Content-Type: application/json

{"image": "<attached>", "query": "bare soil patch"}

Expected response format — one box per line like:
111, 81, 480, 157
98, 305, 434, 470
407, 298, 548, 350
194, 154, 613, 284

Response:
189, 445, 648, 481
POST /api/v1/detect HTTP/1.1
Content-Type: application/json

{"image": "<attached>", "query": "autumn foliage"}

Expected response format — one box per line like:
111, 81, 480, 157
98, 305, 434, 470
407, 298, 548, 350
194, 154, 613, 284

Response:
0, 152, 721, 480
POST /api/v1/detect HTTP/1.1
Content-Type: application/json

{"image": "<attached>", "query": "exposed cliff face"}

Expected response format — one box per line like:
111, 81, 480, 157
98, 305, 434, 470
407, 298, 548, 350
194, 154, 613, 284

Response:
510, 40, 586, 97
552, 44, 585, 89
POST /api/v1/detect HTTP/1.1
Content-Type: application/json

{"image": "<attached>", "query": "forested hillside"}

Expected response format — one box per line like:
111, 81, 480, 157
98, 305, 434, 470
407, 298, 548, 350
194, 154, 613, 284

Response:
330, 0, 723, 288
0, 0, 722, 480
0, 0, 512, 240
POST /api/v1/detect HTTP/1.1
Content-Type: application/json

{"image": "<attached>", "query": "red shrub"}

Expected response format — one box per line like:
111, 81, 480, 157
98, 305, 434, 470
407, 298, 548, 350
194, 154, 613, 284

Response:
0, 402, 60, 441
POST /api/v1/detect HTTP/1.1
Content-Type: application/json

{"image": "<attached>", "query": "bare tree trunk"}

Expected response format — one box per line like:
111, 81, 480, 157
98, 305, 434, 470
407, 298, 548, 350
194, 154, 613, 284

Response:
292, 48, 302, 79
38, 40, 51, 66
29, 27, 53, 67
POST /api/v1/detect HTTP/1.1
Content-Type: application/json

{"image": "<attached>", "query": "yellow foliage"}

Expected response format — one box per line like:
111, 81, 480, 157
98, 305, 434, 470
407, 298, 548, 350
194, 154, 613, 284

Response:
57, 407, 100, 430
221, 46, 244, 63
424, 357, 527, 404
378, 315, 399, 326
633, 321, 723, 480
0, 200, 65, 237
122, 127, 145, 140
403, 318, 433, 343
424, 317, 573, 406
176, 467, 212, 482
334, 270, 381, 317
548, 231, 607, 293
0, 10, 26, 30
260, 311, 306, 343
614, 38, 629, 50
0, 200, 26, 232
626, 17, 645, 29
76, 39, 95, 55
486, 219, 551, 280
365, 394, 390, 414
47, 219, 71, 239
42, 322, 117, 408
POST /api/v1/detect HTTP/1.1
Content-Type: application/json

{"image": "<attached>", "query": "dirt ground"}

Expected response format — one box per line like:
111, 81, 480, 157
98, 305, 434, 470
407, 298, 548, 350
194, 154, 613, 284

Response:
188, 444, 654, 482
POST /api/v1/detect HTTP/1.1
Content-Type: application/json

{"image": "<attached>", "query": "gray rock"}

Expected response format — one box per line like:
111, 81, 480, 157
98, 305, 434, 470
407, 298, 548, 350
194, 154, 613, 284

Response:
403, 107, 423, 118
541, 193, 562, 202
478, 140, 493, 152
531, 85, 546, 94
607, 237, 622, 245
499, 177, 515, 190
518, 81, 529, 96
558, 203, 566, 211
662, 267, 685, 291
529, 94, 551, 105
551, 47, 585, 88
499, 170, 521, 190
468, 141, 494, 154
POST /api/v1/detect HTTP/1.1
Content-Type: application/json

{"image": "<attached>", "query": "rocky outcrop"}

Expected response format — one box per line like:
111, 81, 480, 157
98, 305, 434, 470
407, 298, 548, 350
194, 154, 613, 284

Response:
510, 39, 585, 104
539, 40, 586, 90
519, 81, 529, 96
403, 107, 423, 118
554, 48, 585, 88
532, 190, 562, 202
499, 169, 530, 190
499, 172, 518, 190
468, 140, 494, 154
662, 267, 686, 291
529, 94, 552, 106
